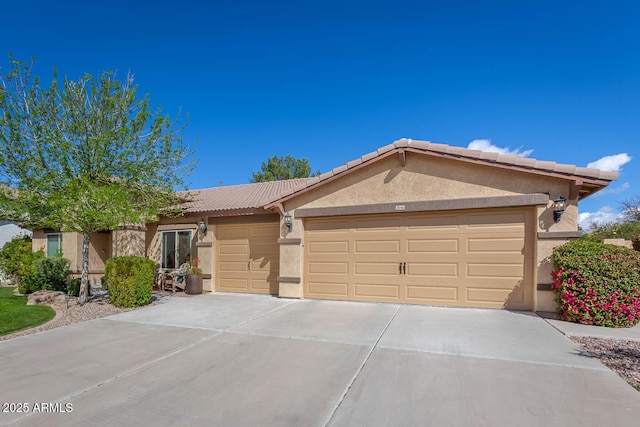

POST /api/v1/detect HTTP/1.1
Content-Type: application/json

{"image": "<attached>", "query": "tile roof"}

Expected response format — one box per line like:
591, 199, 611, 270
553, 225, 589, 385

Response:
182, 178, 315, 213
267, 139, 618, 205
184, 139, 618, 214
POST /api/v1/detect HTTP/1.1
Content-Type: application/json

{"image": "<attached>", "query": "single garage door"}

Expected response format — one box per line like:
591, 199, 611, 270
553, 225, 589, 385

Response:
304, 209, 533, 309
217, 222, 280, 295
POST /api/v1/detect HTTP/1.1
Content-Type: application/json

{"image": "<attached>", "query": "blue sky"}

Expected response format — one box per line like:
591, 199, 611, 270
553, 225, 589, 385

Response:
1, 0, 638, 230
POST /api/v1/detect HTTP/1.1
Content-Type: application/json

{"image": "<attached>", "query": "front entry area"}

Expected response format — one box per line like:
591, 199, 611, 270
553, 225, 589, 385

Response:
304, 208, 534, 309
216, 222, 280, 295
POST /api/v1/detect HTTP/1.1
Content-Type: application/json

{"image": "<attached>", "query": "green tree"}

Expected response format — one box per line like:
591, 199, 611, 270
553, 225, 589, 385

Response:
250, 155, 320, 183
0, 56, 196, 304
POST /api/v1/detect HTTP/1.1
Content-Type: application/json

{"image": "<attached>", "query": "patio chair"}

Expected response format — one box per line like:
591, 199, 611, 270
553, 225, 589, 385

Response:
163, 263, 188, 293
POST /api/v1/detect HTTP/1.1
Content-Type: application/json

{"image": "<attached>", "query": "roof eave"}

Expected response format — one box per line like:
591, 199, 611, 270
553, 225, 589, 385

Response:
266, 145, 617, 208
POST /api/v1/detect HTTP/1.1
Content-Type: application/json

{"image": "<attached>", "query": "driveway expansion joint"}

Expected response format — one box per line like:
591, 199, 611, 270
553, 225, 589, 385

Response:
323, 304, 401, 426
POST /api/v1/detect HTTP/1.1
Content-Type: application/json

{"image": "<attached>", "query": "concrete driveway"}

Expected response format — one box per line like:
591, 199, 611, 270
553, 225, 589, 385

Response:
1, 294, 638, 426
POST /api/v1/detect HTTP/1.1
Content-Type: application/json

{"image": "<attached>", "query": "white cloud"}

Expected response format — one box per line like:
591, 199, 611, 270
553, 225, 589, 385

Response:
467, 139, 534, 157
578, 206, 625, 231
587, 153, 631, 172
591, 182, 630, 198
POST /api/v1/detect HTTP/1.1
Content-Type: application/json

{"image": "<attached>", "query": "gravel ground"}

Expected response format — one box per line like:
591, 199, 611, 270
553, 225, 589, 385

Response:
571, 336, 640, 391
0, 290, 172, 342
2, 291, 639, 392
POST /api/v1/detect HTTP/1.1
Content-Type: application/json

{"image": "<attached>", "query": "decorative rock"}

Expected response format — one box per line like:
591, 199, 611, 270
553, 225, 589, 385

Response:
27, 290, 67, 308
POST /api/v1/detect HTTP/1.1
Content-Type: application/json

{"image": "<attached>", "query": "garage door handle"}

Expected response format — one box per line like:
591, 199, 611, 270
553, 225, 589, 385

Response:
247, 261, 251, 271
402, 262, 407, 275
399, 262, 403, 275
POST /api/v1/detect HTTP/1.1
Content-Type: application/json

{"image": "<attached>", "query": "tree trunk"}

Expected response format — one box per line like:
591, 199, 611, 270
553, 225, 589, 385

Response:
79, 231, 91, 305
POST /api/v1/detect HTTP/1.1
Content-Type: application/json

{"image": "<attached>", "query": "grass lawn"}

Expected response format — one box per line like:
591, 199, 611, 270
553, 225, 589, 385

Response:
0, 287, 56, 336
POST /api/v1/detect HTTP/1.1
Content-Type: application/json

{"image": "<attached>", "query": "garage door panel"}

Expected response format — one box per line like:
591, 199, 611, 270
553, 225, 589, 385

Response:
407, 262, 458, 277
466, 287, 513, 306
306, 220, 350, 232
308, 241, 349, 254
355, 240, 400, 254
404, 215, 459, 228
308, 261, 349, 274
249, 225, 279, 237
219, 261, 248, 272
467, 238, 523, 252
250, 242, 279, 254
218, 278, 249, 291
218, 227, 249, 239
250, 259, 274, 272
308, 282, 349, 296
249, 279, 270, 292
406, 285, 458, 302
354, 262, 399, 276
354, 220, 399, 232
467, 263, 523, 278
407, 239, 458, 253
219, 244, 248, 255
355, 283, 400, 298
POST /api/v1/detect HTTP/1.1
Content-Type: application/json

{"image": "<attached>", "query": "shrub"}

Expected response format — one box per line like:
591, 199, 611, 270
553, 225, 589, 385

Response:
0, 235, 44, 290
15, 250, 46, 294
17, 273, 41, 295
552, 240, 640, 327
581, 221, 640, 243
35, 257, 70, 292
105, 256, 155, 308
67, 278, 82, 297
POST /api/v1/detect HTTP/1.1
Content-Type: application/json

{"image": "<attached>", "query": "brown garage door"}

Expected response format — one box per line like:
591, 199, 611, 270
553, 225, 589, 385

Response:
217, 222, 279, 295
304, 209, 533, 309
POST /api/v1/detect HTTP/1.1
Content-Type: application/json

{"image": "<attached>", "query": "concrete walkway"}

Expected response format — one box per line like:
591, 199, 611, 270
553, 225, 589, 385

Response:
1, 294, 638, 426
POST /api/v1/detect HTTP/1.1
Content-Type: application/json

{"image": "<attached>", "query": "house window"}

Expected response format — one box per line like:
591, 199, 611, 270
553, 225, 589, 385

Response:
46, 234, 63, 257
161, 230, 192, 269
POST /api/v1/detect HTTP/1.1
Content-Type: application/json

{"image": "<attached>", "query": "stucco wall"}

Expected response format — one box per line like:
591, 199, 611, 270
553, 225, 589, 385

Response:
111, 226, 146, 258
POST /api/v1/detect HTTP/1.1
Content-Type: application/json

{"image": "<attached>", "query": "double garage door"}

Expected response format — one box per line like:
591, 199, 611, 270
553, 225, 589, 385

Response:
304, 209, 534, 310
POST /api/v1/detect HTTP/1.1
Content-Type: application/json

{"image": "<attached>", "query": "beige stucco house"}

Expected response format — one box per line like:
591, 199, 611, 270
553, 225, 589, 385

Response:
32, 139, 617, 311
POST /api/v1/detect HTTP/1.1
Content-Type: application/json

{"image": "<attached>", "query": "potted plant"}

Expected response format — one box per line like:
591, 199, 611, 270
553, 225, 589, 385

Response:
185, 257, 203, 294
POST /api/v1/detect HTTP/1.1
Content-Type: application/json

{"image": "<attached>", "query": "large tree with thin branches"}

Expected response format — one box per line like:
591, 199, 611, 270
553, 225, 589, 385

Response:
0, 55, 196, 303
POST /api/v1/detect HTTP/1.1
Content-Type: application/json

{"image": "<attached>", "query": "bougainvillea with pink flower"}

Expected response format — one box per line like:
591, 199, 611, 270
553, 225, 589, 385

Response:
552, 240, 640, 328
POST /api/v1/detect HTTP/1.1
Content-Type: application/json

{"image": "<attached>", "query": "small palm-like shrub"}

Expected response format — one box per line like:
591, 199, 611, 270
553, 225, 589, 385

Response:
552, 240, 640, 327
105, 256, 155, 308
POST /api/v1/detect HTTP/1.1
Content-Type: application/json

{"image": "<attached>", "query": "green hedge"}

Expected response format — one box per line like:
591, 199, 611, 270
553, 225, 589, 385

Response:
552, 240, 640, 327
104, 256, 155, 308
35, 257, 70, 292
581, 221, 640, 243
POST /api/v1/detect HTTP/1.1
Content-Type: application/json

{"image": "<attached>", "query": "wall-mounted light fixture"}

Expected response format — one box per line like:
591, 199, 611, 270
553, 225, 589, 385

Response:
199, 219, 208, 235
284, 211, 292, 232
553, 195, 567, 223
